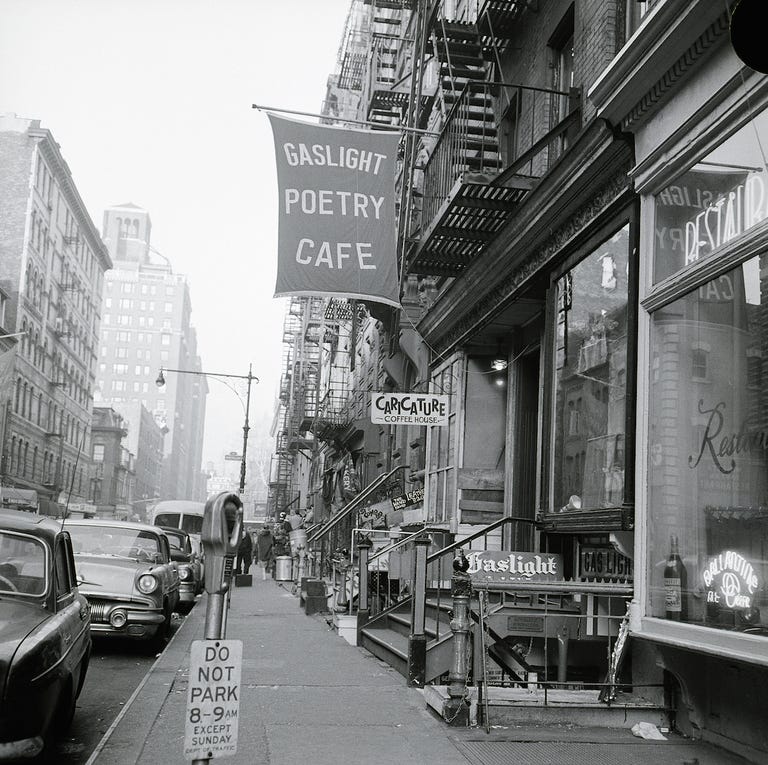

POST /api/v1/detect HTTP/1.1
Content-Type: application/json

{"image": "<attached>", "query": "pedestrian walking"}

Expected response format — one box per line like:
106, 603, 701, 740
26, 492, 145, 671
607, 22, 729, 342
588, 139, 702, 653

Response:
256, 524, 274, 580
236, 528, 252, 575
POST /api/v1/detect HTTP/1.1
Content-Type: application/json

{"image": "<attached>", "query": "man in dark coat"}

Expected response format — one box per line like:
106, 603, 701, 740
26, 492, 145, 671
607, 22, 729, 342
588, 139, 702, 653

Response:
255, 524, 274, 579
236, 529, 253, 575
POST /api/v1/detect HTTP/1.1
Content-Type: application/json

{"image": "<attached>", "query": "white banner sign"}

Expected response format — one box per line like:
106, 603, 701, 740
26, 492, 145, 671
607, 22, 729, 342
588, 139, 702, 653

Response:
370, 392, 450, 426
184, 639, 242, 760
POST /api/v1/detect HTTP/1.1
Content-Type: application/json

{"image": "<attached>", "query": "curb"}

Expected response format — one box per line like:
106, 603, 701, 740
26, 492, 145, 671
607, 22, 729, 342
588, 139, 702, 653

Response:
84, 598, 206, 765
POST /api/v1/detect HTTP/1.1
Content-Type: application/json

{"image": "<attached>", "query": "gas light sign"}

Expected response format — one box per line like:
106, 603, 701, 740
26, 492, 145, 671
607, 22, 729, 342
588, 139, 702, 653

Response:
371, 392, 449, 426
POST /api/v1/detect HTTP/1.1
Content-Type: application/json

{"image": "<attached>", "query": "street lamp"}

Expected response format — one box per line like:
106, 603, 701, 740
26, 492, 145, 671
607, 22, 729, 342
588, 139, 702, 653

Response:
155, 364, 258, 496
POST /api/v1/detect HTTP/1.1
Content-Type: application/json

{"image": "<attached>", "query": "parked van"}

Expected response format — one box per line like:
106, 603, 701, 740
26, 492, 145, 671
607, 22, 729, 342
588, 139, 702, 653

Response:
150, 500, 205, 561
150, 500, 204, 536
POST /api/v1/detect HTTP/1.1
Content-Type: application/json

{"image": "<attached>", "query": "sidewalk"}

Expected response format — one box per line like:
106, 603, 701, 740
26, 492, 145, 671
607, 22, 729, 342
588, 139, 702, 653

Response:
87, 576, 756, 765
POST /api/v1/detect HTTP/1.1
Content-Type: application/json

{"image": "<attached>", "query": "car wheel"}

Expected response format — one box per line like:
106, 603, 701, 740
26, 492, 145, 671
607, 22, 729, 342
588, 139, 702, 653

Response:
147, 601, 172, 654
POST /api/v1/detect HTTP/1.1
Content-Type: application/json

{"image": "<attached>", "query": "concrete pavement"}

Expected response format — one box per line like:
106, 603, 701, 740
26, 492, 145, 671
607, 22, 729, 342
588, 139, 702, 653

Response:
86, 575, 757, 765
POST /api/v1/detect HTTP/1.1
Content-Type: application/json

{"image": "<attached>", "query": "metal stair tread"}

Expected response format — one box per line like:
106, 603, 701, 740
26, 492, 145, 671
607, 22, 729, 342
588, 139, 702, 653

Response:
360, 624, 409, 659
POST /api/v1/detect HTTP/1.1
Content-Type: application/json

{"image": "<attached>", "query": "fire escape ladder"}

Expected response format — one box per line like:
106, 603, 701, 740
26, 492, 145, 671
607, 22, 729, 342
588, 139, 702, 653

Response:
405, 1, 578, 278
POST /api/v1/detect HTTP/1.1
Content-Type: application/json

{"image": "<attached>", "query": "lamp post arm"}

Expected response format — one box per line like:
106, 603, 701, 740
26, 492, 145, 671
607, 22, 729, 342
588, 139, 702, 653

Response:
160, 367, 258, 383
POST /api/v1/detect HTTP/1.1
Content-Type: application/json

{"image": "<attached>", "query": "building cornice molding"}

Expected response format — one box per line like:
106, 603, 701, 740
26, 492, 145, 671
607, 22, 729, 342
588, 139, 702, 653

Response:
429, 167, 633, 356
30, 128, 112, 272
419, 121, 634, 356
589, 0, 730, 130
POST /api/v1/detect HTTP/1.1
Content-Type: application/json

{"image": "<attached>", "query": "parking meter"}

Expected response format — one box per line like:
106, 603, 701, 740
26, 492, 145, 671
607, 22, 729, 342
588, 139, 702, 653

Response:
202, 491, 242, 595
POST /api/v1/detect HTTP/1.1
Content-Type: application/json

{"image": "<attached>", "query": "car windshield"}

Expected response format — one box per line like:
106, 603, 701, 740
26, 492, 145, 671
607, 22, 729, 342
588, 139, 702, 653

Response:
163, 532, 186, 552
0, 531, 47, 596
69, 525, 162, 562
181, 516, 203, 535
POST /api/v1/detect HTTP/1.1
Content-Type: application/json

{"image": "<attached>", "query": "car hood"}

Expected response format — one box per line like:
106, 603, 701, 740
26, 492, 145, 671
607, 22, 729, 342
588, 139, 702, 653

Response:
0, 598, 47, 647
75, 555, 153, 596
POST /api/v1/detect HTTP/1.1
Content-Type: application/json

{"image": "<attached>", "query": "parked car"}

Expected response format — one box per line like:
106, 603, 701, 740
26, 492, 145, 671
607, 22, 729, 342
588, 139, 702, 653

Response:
66, 519, 180, 652
0, 509, 91, 760
160, 526, 203, 612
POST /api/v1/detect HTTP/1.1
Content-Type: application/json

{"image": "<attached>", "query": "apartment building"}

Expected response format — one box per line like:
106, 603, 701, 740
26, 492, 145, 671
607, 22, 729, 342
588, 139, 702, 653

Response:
0, 113, 111, 514
98, 204, 207, 502
271, 1, 767, 759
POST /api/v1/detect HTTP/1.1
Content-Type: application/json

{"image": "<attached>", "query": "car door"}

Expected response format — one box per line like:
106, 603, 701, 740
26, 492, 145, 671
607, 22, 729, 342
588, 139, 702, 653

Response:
158, 534, 180, 610
54, 534, 90, 674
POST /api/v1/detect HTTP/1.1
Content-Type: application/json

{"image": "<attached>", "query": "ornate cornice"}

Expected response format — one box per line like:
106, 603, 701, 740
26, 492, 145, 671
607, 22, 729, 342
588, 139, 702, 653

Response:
431, 167, 633, 356
621, 14, 729, 131
30, 128, 112, 271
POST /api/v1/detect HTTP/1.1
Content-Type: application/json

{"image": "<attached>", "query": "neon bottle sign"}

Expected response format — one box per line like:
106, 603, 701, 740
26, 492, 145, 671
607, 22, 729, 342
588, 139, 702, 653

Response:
702, 550, 760, 609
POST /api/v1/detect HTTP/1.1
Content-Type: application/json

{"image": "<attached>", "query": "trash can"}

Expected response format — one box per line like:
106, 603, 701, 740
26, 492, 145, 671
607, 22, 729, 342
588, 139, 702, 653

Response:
275, 556, 293, 581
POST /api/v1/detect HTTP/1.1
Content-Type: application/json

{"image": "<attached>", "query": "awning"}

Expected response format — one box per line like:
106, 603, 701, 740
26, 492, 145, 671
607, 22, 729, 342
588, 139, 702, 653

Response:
0, 487, 38, 509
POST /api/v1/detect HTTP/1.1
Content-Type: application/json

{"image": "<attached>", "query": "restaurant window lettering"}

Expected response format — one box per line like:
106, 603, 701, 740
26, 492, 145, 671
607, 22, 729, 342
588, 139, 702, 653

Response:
647, 252, 767, 635
653, 107, 768, 284
550, 225, 630, 514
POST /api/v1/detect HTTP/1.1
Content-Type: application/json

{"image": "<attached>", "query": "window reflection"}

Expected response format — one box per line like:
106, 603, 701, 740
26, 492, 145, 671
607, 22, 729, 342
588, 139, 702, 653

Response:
647, 255, 767, 635
552, 225, 630, 512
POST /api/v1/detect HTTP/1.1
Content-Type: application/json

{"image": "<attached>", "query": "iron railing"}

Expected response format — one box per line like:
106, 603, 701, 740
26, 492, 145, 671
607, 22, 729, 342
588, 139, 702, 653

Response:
419, 80, 577, 229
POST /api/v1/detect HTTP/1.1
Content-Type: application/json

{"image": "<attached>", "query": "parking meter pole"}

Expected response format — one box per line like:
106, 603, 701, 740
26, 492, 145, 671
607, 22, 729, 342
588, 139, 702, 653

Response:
194, 492, 243, 765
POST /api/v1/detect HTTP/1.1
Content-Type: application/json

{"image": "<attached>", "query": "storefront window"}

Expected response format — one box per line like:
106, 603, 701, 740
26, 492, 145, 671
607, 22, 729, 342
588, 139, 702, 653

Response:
653, 107, 768, 284
551, 225, 630, 512
427, 356, 462, 524
647, 255, 767, 636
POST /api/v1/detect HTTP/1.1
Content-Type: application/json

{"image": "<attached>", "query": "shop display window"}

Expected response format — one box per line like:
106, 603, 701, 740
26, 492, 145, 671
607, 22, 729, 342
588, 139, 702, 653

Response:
647, 255, 767, 636
550, 225, 630, 513
653, 107, 768, 284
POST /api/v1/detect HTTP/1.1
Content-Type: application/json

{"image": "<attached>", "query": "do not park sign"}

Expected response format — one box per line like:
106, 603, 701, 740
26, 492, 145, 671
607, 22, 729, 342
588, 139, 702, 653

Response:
184, 639, 242, 759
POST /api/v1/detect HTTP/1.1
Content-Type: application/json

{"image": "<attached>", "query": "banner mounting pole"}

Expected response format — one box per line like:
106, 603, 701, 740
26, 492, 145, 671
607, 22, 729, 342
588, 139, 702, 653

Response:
252, 103, 439, 136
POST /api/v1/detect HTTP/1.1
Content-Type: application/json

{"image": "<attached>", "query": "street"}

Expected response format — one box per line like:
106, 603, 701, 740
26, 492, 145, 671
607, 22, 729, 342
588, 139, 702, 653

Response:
48, 613, 187, 764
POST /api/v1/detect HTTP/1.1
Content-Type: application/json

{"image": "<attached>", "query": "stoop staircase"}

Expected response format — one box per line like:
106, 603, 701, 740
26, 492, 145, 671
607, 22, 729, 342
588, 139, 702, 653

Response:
360, 591, 455, 682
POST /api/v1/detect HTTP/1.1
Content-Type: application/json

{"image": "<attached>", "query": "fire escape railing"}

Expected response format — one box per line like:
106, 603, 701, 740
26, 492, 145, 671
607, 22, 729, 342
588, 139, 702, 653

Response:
419, 80, 576, 229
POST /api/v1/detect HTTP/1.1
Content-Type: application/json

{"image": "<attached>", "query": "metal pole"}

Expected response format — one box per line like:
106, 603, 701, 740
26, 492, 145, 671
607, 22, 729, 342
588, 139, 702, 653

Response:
251, 103, 439, 136
239, 365, 253, 496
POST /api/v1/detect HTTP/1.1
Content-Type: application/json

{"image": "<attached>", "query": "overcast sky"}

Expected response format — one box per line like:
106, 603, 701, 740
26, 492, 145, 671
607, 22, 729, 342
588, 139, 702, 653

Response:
0, 0, 352, 467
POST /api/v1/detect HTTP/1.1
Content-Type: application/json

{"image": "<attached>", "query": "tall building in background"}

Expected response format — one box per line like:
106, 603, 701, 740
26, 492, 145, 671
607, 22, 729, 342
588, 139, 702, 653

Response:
97, 203, 207, 501
0, 113, 111, 514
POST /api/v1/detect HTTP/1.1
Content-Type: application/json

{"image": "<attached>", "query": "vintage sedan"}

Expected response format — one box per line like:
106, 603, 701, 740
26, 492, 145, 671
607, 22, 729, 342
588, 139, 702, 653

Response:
160, 526, 203, 613
0, 509, 91, 760
66, 519, 180, 651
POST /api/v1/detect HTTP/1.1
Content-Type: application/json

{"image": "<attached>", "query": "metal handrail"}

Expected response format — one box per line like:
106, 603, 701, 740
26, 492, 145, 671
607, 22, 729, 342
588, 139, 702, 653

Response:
426, 515, 534, 563
367, 525, 444, 564
307, 465, 408, 545
472, 580, 633, 595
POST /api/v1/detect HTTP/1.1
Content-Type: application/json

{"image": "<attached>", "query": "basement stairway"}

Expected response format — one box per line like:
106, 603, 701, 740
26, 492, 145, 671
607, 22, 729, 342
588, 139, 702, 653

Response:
358, 589, 669, 729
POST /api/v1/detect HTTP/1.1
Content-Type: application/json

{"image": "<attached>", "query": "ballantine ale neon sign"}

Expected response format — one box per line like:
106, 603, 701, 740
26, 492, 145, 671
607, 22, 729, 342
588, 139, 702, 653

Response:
702, 550, 760, 609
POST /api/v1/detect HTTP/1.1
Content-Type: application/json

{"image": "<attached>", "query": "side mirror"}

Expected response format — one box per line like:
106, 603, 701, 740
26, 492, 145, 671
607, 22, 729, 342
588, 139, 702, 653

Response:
202, 491, 242, 594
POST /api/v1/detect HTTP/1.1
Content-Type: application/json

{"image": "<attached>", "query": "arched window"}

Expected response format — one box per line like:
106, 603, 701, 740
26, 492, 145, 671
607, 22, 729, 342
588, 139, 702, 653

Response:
14, 377, 21, 413
10, 436, 16, 474
22, 442, 28, 478
32, 446, 37, 481
37, 392, 43, 426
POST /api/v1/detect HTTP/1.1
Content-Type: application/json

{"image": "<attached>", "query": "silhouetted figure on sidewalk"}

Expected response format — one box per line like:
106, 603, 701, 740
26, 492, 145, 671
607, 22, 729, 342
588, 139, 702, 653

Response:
236, 529, 252, 575
256, 524, 274, 580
